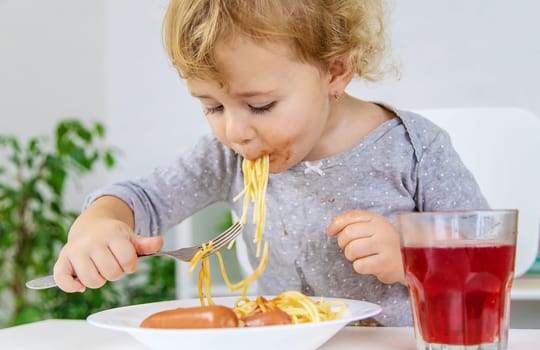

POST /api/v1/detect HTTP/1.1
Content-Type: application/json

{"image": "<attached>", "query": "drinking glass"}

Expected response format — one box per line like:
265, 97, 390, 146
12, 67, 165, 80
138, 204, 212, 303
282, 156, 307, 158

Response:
396, 210, 518, 350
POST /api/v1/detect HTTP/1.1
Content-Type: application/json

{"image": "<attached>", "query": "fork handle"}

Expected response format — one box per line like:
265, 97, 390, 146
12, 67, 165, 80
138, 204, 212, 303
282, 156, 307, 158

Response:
26, 253, 156, 290
25, 275, 57, 290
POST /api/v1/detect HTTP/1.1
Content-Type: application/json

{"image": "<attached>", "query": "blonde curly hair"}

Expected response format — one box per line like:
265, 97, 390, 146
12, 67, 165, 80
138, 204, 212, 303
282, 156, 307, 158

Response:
163, 0, 388, 83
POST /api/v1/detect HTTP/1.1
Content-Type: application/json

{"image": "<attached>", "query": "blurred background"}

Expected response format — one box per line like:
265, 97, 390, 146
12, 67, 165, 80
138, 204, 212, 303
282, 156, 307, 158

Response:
1, 0, 539, 328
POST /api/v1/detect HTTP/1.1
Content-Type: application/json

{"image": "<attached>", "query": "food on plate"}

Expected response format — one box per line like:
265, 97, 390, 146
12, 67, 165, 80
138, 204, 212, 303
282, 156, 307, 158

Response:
140, 305, 238, 329
139, 291, 347, 329
242, 309, 291, 327
139, 304, 291, 329
234, 292, 347, 324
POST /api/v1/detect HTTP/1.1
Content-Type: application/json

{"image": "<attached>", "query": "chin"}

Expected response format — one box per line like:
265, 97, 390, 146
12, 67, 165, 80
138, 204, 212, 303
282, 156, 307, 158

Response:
268, 158, 293, 174
268, 164, 281, 174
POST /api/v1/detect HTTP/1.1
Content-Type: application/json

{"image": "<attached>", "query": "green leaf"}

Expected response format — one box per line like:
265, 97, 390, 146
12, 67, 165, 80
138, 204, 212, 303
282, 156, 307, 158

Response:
55, 122, 68, 146
104, 151, 115, 168
28, 138, 38, 152
75, 124, 92, 143
45, 168, 67, 196
94, 122, 105, 138
71, 146, 92, 170
55, 136, 74, 155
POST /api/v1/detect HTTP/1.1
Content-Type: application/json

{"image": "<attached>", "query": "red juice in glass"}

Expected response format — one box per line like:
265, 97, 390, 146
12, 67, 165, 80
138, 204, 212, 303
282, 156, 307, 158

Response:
402, 243, 515, 345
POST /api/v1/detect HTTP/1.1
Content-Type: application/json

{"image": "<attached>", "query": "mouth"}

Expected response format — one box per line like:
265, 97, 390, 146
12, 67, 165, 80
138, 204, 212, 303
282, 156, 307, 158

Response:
239, 149, 273, 162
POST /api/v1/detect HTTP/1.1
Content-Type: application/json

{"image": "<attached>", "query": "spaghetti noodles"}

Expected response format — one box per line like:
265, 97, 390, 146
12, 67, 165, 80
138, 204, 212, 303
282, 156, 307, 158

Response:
232, 291, 347, 324
189, 155, 270, 304
233, 155, 269, 257
186, 154, 347, 323
188, 242, 214, 305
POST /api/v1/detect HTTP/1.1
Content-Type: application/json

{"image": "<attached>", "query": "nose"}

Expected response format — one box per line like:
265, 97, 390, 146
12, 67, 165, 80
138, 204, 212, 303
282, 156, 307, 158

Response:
225, 114, 256, 146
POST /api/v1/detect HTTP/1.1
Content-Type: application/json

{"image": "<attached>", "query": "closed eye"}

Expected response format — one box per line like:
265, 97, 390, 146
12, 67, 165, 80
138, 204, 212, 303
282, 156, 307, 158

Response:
249, 102, 276, 114
204, 105, 224, 115
204, 102, 276, 116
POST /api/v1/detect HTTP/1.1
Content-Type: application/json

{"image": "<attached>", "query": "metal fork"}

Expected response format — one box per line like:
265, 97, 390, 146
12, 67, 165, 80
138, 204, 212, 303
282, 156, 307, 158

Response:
25, 221, 243, 290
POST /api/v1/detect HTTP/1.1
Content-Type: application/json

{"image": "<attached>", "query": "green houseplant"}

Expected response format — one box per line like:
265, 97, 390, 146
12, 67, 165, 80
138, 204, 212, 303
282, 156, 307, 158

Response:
0, 119, 175, 328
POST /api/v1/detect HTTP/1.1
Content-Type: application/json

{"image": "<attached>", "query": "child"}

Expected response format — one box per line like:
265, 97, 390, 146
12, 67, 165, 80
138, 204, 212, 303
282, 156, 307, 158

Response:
53, 0, 488, 326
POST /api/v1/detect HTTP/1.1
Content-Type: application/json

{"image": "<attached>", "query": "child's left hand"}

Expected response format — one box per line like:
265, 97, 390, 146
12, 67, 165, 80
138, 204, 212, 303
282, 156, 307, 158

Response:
326, 210, 405, 285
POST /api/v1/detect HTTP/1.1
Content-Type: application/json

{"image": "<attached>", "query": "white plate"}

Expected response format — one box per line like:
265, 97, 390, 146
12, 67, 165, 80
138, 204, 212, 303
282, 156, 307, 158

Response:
87, 296, 381, 350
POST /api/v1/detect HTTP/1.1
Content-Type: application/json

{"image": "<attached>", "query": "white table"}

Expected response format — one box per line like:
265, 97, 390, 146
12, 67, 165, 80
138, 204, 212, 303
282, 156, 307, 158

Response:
0, 319, 538, 350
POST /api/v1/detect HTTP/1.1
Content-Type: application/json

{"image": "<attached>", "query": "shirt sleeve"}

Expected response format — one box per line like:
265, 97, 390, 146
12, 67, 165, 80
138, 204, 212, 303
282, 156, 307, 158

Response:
415, 129, 490, 211
83, 135, 240, 236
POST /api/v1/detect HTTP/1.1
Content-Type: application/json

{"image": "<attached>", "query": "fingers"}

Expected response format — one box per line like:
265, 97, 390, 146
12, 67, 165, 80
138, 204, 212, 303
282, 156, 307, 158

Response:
55, 249, 129, 292
109, 236, 139, 273
73, 240, 139, 289
132, 235, 164, 256
90, 246, 127, 281
70, 254, 108, 289
351, 254, 389, 282
345, 240, 403, 284
54, 233, 149, 292
326, 210, 372, 237
336, 222, 374, 251
352, 253, 405, 285
327, 210, 405, 284
342, 234, 379, 261
53, 258, 86, 293
329, 212, 382, 263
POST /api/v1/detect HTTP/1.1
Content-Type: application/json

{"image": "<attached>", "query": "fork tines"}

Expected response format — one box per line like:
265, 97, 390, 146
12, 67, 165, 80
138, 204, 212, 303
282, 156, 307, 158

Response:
198, 221, 243, 252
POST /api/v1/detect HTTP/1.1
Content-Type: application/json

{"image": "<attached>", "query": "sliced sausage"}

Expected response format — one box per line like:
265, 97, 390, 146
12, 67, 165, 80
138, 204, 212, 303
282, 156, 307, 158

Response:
242, 309, 292, 327
140, 305, 239, 329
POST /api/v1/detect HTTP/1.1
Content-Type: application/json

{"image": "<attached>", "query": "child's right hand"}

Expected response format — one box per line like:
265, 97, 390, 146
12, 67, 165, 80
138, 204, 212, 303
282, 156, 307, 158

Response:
53, 196, 163, 292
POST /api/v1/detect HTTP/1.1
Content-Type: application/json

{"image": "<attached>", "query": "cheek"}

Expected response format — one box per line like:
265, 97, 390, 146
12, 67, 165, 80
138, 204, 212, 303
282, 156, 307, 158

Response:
206, 118, 231, 146
265, 105, 312, 146
265, 128, 291, 148
265, 128, 294, 156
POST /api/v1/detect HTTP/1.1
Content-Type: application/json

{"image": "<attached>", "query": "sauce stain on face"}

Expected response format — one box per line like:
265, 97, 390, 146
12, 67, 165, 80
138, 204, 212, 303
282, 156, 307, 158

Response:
268, 147, 292, 173
283, 147, 291, 162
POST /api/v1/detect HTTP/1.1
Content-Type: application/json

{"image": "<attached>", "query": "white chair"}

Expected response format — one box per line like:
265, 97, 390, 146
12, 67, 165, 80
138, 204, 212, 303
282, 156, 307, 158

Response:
418, 107, 540, 277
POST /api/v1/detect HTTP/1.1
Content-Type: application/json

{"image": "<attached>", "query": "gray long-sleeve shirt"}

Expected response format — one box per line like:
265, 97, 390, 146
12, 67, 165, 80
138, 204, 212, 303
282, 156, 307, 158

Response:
85, 108, 488, 326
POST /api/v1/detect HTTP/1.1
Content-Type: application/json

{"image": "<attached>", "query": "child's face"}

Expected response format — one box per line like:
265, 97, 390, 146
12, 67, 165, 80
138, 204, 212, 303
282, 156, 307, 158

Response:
187, 37, 334, 173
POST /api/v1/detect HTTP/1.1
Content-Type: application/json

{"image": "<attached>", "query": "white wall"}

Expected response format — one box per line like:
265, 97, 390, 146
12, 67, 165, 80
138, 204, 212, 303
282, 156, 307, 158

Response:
350, 1, 540, 115
0, 0, 106, 138
103, 0, 209, 180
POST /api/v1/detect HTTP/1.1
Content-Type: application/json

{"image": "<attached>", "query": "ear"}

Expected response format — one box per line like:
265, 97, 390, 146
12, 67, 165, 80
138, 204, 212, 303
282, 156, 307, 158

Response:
327, 56, 354, 97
